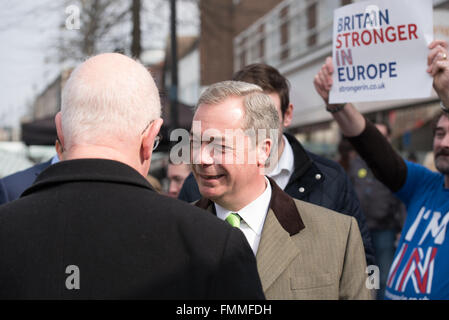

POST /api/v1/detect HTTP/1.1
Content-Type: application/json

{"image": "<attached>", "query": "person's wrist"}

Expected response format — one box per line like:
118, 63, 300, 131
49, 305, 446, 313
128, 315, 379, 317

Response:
440, 92, 449, 112
326, 103, 346, 113
441, 101, 449, 113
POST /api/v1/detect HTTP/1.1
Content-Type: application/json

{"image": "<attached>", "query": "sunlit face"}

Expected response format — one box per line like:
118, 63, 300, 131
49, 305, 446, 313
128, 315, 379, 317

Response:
191, 96, 263, 204
433, 115, 449, 175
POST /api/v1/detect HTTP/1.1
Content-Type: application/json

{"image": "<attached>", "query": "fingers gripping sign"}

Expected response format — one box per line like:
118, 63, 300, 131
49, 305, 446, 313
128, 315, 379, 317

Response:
314, 59, 341, 110
428, 40, 449, 107
314, 57, 336, 106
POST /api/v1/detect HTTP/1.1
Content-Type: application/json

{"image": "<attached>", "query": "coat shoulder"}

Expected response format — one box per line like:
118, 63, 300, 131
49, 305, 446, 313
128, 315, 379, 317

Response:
306, 151, 347, 183
293, 198, 353, 225
292, 198, 355, 243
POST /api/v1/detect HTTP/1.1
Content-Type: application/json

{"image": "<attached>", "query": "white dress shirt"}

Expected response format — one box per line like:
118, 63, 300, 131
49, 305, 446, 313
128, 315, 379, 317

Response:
267, 135, 294, 190
215, 177, 272, 255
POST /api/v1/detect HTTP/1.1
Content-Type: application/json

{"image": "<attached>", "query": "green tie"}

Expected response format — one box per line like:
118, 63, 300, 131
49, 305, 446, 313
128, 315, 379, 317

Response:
225, 213, 241, 228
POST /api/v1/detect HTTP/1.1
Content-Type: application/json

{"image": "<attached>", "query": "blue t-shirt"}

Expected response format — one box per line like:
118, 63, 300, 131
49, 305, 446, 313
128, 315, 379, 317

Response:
385, 161, 449, 300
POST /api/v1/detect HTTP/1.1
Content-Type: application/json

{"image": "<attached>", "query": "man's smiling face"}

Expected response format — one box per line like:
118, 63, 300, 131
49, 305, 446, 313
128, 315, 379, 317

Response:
191, 96, 261, 204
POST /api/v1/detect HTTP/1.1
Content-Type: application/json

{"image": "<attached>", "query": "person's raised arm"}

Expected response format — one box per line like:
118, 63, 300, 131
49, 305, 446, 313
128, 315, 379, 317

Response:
313, 57, 365, 137
313, 57, 407, 192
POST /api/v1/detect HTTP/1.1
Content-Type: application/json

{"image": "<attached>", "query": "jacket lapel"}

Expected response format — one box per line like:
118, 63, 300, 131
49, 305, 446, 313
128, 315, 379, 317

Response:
256, 208, 300, 292
195, 178, 305, 292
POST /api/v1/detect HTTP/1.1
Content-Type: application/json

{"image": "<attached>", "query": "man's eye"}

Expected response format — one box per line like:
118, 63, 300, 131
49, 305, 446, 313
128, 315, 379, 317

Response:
217, 145, 233, 151
221, 144, 234, 150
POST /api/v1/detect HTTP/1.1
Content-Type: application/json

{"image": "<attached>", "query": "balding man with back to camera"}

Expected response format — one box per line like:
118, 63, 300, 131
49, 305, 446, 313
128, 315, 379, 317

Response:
0, 53, 264, 299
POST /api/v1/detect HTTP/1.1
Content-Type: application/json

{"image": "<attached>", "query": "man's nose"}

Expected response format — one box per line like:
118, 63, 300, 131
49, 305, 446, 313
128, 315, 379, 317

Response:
200, 144, 215, 165
438, 133, 449, 149
168, 181, 177, 194
192, 142, 215, 165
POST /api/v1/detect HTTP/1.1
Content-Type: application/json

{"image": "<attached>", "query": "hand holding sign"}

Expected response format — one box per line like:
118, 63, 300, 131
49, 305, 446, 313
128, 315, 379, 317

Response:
329, 0, 434, 103
313, 39, 449, 136
314, 40, 449, 112
313, 57, 333, 105
428, 40, 449, 108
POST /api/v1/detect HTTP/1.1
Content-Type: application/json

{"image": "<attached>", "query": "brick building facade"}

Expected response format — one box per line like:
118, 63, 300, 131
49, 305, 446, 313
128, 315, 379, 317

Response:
199, 0, 283, 86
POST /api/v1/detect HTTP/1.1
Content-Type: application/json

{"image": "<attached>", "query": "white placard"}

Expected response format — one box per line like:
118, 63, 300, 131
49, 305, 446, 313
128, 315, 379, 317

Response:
329, 0, 434, 103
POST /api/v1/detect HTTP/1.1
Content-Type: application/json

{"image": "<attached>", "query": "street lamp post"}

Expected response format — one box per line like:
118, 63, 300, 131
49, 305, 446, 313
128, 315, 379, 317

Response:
170, 0, 179, 131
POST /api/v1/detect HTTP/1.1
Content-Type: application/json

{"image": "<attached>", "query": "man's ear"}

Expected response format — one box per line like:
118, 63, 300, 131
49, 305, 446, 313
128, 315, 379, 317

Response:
283, 103, 294, 128
257, 138, 272, 167
55, 139, 63, 160
141, 118, 163, 161
55, 112, 65, 152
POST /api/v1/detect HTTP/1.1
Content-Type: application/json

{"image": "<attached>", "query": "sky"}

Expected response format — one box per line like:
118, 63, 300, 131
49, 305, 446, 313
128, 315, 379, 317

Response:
0, 0, 198, 129
0, 0, 60, 128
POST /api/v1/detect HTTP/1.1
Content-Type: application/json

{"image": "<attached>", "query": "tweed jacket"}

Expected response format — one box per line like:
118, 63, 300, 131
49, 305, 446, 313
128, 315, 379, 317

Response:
179, 133, 375, 267
196, 178, 373, 300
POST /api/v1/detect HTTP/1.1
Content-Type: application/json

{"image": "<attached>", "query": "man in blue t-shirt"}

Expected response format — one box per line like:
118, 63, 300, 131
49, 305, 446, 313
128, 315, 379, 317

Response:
387, 161, 449, 299
313, 39, 449, 299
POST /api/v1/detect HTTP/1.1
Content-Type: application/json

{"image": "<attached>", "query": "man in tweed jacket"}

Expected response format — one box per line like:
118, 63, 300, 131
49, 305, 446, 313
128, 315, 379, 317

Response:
191, 80, 372, 299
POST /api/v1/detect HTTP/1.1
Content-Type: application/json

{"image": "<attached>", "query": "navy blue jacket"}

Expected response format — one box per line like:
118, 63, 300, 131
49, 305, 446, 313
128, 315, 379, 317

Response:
178, 133, 375, 266
0, 159, 52, 206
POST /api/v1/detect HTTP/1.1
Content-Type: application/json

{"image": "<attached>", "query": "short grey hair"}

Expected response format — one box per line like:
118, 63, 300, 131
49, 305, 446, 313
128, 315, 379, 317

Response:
61, 53, 161, 148
196, 80, 280, 143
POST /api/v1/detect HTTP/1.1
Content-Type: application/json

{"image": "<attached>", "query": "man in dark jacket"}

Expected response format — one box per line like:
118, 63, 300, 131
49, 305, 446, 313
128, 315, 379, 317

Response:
0, 140, 62, 206
0, 53, 264, 300
179, 64, 374, 267
0, 158, 53, 206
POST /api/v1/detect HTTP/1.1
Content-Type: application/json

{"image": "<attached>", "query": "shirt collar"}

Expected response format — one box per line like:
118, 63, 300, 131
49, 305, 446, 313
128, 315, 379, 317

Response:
51, 155, 60, 165
215, 177, 272, 236
195, 177, 305, 236
268, 134, 295, 177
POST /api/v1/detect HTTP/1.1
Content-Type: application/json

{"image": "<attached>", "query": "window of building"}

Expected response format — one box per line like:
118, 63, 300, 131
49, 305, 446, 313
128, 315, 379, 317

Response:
307, 2, 317, 47
258, 24, 265, 60
240, 37, 247, 68
280, 5, 289, 61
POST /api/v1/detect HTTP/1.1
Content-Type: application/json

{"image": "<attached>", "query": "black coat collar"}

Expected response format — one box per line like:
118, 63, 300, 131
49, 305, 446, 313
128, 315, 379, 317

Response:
284, 132, 313, 180
22, 159, 154, 197
33, 159, 53, 177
